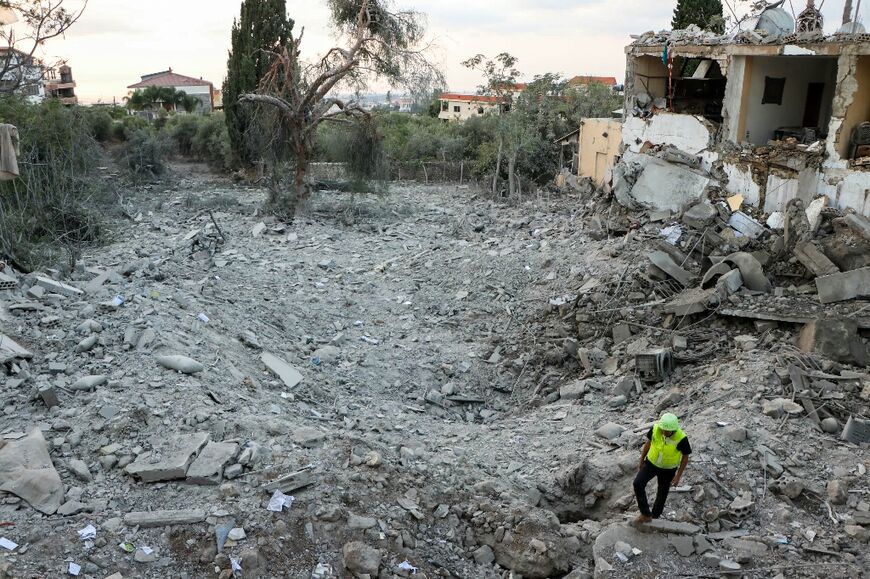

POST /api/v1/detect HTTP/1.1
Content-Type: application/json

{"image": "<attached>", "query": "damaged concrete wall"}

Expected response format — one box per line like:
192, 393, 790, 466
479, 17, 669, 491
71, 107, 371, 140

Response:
578, 118, 622, 185
742, 56, 838, 145
622, 114, 716, 156
834, 55, 870, 160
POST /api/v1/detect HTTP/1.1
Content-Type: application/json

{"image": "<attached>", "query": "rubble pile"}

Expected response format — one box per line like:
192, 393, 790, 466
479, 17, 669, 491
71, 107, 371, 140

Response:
0, 164, 869, 579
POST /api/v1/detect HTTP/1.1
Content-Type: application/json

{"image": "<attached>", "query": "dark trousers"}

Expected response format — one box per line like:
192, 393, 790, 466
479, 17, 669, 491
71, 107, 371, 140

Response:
633, 460, 677, 517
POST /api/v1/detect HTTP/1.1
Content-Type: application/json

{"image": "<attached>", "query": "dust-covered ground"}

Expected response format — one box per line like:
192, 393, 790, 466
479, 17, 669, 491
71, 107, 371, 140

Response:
1, 163, 869, 579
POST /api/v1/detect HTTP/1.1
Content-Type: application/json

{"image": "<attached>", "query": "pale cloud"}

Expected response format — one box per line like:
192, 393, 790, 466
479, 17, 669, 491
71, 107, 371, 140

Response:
37, 0, 868, 104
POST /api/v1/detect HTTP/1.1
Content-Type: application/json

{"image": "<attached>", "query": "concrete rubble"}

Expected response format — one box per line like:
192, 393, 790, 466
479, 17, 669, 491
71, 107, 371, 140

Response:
0, 162, 869, 579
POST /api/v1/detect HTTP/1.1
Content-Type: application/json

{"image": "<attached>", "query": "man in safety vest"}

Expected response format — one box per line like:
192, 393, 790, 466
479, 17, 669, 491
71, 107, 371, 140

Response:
633, 412, 691, 525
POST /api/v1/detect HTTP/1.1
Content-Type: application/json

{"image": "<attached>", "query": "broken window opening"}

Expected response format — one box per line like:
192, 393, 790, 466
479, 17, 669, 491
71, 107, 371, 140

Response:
738, 56, 838, 146
669, 57, 727, 122
762, 77, 786, 105
836, 55, 870, 164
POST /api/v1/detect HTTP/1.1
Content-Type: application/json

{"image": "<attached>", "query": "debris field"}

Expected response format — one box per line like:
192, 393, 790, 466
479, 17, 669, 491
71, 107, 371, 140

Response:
1, 167, 870, 579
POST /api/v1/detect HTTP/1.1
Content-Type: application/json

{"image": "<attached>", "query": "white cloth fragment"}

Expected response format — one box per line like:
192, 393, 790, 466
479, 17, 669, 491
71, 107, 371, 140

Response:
0, 537, 17, 550
68, 562, 81, 576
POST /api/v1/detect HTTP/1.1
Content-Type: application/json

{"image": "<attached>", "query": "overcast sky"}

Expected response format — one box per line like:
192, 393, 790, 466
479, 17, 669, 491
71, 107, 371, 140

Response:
40, 0, 870, 104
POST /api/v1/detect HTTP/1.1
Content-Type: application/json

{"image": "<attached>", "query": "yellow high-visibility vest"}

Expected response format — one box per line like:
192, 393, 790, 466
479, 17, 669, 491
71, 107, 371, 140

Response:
647, 424, 686, 469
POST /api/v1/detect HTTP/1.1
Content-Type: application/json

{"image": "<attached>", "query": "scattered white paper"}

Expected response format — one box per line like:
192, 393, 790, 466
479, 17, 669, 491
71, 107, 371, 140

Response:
231, 558, 242, 572
398, 560, 418, 574
68, 562, 81, 576
660, 224, 682, 245
141, 545, 154, 555
267, 490, 294, 512
0, 537, 17, 551
77, 525, 97, 540
197, 313, 210, 323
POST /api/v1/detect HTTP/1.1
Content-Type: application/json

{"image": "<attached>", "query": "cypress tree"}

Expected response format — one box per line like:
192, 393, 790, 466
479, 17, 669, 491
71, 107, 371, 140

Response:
224, 0, 294, 167
671, 0, 725, 33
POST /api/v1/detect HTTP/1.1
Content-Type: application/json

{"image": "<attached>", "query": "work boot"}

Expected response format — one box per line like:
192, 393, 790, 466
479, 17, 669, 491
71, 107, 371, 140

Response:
632, 514, 652, 526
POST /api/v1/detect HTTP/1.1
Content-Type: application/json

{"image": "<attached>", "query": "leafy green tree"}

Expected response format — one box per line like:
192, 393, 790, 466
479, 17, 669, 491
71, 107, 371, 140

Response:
671, 0, 725, 33
125, 87, 199, 113
223, 0, 295, 168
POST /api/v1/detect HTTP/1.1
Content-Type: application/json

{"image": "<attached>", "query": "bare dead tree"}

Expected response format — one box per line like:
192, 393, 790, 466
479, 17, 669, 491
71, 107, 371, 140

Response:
0, 1, 88, 94
239, 0, 442, 218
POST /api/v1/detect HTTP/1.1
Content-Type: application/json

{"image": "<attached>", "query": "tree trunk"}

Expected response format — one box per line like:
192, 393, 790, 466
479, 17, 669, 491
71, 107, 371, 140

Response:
507, 151, 517, 199
492, 138, 503, 196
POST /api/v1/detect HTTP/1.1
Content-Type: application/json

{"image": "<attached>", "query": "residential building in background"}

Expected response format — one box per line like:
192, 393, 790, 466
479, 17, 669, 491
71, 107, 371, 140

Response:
127, 68, 217, 113
438, 93, 505, 121
43, 64, 78, 106
0, 47, 45, 101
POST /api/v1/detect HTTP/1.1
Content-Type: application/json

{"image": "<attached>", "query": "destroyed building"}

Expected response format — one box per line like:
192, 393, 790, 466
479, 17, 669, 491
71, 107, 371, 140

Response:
613, 18, 870, 216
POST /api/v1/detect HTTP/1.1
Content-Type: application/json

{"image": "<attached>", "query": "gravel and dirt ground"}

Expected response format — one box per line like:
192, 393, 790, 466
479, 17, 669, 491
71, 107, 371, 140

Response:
1, 163, 869, 579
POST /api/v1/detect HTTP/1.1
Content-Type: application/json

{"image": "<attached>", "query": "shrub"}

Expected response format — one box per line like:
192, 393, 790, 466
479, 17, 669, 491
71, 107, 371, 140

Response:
116, 128, 171, 181
191, 113, 232, 171
0, 97, 112, 271
166, 114, 200, 156
86, 110, 113, 142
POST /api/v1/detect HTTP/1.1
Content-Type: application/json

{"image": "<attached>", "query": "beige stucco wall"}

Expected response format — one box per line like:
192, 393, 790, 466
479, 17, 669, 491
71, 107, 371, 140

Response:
438, 99, 498, 122
578, 118, 622, 185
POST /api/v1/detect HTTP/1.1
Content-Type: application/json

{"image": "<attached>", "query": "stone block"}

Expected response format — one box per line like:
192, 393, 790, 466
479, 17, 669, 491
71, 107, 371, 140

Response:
629, 158, 710, 212
125, 432, 210, 482
669, 534, 695, 556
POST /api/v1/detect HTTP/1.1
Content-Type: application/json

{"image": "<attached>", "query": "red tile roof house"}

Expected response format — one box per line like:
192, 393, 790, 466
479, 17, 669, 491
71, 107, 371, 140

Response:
127, 68, 216, 113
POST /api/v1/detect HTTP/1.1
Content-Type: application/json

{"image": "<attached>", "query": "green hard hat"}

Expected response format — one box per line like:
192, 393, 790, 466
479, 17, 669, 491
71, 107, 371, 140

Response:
659, 413, 680, 431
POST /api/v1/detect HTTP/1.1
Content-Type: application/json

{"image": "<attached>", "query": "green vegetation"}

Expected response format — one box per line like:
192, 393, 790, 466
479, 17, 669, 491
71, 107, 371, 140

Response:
224, 0, 295, 168
672, 0, 725, 33
0, 97, 113, 271
125, 86, 202, 114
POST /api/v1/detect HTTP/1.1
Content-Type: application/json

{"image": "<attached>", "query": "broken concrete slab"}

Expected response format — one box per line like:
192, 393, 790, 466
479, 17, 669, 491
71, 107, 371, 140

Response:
805, 196, 827, 232
723, 252, 771, 292
291, 427, 327, 448
793, 242, 839, 277
844, 213, 870, 241
798, 317, 869, 367
156, 355, 204, 375
728, 211, 765, 239
628, 158, 710, 212
648, 251, 694, 287
0, 428, 63, 515
644, 520, 701, 535
123, 509, 206, 528
0, 334, 33, 362
815, 267, 870, 304
125, 432, 210, 482
663, 287, 719, 316
186, 441, 239, 485
670, 534, 695, 556
700, 262, 732, 288
717, 269, 744, 294
35, 276, 83, 297
260, 352, 303, 388
262, 469, 316, 493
